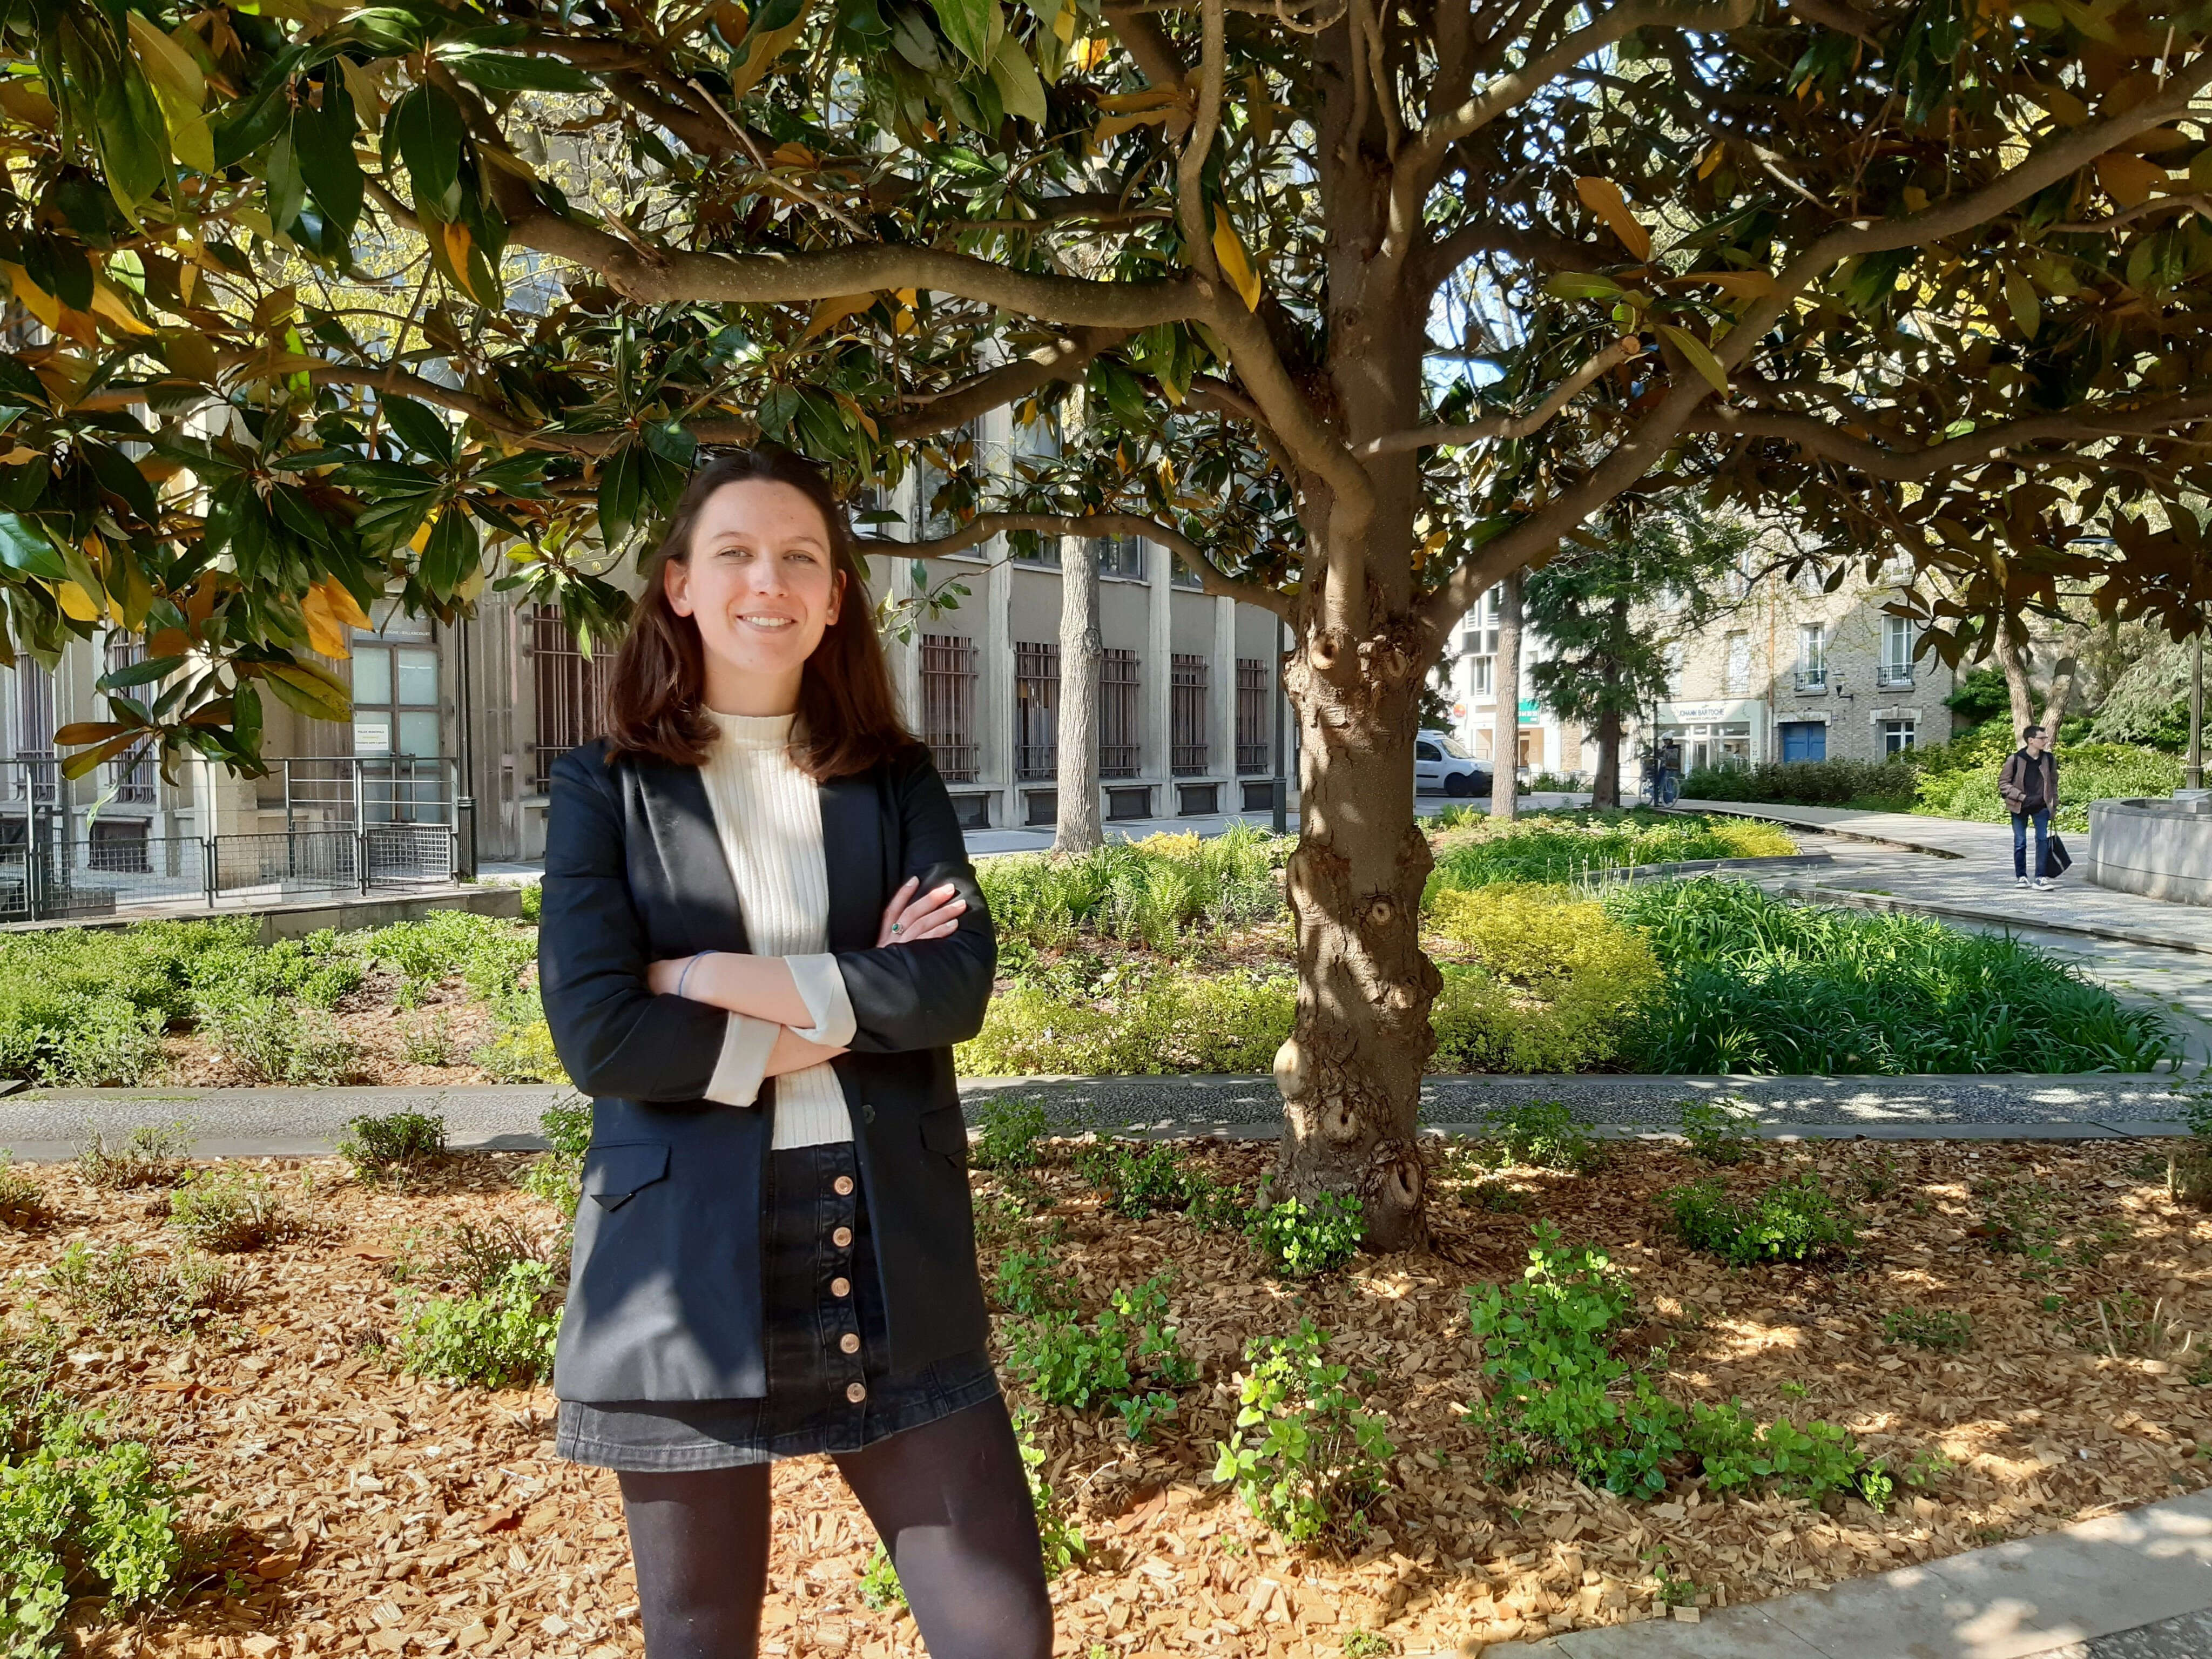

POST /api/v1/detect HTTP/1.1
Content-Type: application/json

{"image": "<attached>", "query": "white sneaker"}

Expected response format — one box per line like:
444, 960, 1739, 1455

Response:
2034, 878, 2057, 891
2016, 876, 2032, 888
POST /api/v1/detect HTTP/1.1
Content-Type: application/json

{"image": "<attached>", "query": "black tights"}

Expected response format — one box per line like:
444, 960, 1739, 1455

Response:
616, 1395, 1054, 1659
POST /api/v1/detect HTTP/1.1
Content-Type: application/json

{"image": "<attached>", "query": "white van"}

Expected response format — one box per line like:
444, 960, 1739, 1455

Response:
1414, 730, 1492, 797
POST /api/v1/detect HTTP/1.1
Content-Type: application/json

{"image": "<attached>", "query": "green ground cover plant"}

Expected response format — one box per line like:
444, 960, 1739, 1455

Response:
1476, 1102, 1607, 1174
1424, 810, 1794, 892
959, 962, 1295, 1076
520, 1102, 592, 1219
339, 1111, 450, 1184
1004, 1272, 1196, 1441
1607, 878, 2172, 1074
1427, 886, 1661, 1073
1211, 1319, 1395, 1547
75, 1127, 188, 1192
44, 1243, 245, 1332
1247, 1193, 1365, 1278
0, 1157, 43, 1231
977, 826, 1288, 967
165, 1170, 287, 1254
1663, 1175, 1856, 1265
394, 1222, 565, 1389
1676, 1101, 1759, 1165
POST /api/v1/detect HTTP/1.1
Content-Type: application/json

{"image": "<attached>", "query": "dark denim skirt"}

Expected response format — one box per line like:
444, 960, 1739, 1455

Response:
554, 1140, 1001, 1471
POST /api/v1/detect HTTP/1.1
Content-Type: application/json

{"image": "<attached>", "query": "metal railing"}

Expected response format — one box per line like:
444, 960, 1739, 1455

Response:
279, 757, 459, 830
1793, 667, 1828, 693
1876, 664, 1914, 689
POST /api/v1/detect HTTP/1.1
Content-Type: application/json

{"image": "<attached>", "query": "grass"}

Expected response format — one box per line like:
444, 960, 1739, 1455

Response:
1606, 878, 2174, 1074
1424, 809, 1796, 894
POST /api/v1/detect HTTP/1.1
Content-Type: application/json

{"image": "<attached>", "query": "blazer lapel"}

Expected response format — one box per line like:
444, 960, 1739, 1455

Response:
634, 757, 750, 956
817, 768, 884, 952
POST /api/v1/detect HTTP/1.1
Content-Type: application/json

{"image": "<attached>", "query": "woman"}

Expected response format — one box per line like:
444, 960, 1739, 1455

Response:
536, 448, 1053, 1659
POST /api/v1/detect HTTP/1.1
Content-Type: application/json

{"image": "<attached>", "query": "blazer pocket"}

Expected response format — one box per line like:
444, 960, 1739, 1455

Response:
919, 1106, 969, 1160
582, 1142, 671, 1211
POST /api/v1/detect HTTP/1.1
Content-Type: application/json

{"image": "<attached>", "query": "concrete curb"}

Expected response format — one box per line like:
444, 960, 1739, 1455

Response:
1483, 1488, 2212, 1659
1776, 880, 2212, 961
1664, 801, 1975, 860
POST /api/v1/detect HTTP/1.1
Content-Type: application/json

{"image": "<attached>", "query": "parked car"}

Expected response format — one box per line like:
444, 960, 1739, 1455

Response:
1415, 730, 1492, 797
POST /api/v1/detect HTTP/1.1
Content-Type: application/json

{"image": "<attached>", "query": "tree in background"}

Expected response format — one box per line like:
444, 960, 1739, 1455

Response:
6, 0, 2212, 1242
1527, 504, 1752, 806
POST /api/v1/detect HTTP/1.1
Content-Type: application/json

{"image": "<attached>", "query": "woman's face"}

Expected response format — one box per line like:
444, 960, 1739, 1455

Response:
664, 480, 846, 704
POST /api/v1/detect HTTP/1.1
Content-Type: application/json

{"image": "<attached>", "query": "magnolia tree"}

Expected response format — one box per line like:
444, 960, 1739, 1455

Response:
6, 0, 2212, 1243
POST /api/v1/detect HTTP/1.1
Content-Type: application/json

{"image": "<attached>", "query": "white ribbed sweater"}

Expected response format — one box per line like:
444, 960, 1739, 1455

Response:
694, 709, 857, 1149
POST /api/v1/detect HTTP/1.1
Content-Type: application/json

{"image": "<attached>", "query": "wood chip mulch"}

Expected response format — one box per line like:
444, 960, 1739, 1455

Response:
4, 1134, 2210, 1658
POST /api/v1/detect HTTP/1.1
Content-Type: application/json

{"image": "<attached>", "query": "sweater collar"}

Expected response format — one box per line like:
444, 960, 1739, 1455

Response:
702, 707, 799, 753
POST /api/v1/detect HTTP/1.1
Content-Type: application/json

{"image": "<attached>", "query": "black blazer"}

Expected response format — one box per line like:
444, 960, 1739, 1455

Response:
536, 737, 996, 1402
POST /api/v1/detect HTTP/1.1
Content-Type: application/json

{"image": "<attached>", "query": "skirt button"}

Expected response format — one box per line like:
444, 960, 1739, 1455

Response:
840, 1333, 861, 1354
833, 1174, 855, 1196
832, 1225, 853, 1248
831, 1276, 851, 1297
846, 1381, 867, 1404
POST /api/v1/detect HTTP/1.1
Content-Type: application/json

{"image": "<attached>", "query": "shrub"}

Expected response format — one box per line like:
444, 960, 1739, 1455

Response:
76, 1125, 188, 1191
397, 1258, 563, 1388
399, 1011, 454, 1068
1005, 1274, 1193, 1439
1480, 1101, 1604, 1174
1677, 1101, 1758, 1165
0, 1156, 46, 1230
518, 882, 543, 922
960, 967, 1295, 1076
45, 1242, 245, 1331
973, 1096, 1050, 1171
1211, 1319, 1395, 1547
166, 1170, 286, 1254
1426, 886, 1662, 1072
1885, 1308, 1973, 1352
471, 991, 565, 1083
1914, 740, 2181, 834
979, 826, 1288, 960
1248, 1193, 1364, 1279
521, 1101, 592, 1218
1608, 878, 2174, 1074
1, 1406, 194, 1658
1679, 757, 1917, 809
1665, 1175, 1854, 1265
1424, 810, 1792, 893
339, 1111, 449, 1183
199, 995, 358, 1085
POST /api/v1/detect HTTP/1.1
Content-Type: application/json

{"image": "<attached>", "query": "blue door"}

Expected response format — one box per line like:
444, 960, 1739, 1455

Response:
1779, 721, 1826, 763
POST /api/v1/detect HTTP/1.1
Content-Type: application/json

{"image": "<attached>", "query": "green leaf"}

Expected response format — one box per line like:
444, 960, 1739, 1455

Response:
2003, 272, 2041, 340
932, 0, 999, 67
380, 396, 456, 466
293, 70, 363, 239
438, 49, 600, 93
0, 513, 66, 581
386, 85, 467, 219
1657, 325, 1729, 397
420, 511, 480, 597
99, 653, 185, 690
598, 442, 646, 548
1546, 272, 1626, 302
97, 59, 172, 220
988, 36, 1048, 126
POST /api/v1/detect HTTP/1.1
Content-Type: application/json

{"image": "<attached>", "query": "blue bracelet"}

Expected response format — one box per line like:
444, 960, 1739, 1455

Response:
676, 950, 718, 1000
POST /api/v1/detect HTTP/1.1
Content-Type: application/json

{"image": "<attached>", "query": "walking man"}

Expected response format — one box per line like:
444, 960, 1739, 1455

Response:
1999, 724, 2059, 891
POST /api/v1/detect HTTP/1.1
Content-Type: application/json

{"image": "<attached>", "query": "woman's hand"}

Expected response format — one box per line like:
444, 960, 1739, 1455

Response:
876, 876, 966, 947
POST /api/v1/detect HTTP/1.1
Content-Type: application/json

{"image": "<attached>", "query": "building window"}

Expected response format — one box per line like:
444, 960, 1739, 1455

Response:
1235, 657, 1270, 775
530, 604, 613, 793
11, 660, 55, 805
1170, 557, 1203, 590
1009, 531, 1062, 567
1663, 642, 1685, 698
354, 622, 441, 759
1098, 648, 1139, 778
920, 633, 979, 781
1723, 631, 1751, 696
1014, 640, 1058, 781
1795, 623, 1827, 691
104, 633, 156, 804
1094, 536, 1146, 580
1879, 616, 1916, 687
1472, 655, 1493, 696
1462, 586, 1500, 656
1170, 653, 1209, 775
89, 817, 150, 873
1883, 718, 1917, 755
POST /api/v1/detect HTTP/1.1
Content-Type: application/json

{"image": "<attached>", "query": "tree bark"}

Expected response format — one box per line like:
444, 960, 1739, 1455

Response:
1993, 623, 2035, 738
1272, 612, 1438, 1253
2041, 653, 2078, 729
1591, 699, 1623, 808
1053, 536, 1103, 855
1490, 571, 1522, 822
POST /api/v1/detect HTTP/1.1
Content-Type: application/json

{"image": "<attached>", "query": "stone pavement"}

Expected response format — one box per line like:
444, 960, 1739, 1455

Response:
2, 1071, 2195, 1163
1482, 1487, 2212, 1659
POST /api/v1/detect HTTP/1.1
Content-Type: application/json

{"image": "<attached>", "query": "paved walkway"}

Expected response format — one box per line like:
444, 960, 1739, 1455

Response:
3, 1073, 2194, 1163
1487, 1487, 2212, 1659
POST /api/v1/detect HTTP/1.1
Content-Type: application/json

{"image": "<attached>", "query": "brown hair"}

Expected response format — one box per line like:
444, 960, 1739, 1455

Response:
601, 448, 916, 779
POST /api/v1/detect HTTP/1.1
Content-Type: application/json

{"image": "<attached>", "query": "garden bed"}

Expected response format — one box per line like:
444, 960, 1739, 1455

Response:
4, 1124, 2210, 1657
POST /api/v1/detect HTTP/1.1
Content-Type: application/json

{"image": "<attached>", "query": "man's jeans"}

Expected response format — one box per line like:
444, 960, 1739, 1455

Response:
2012, 807, 2052, 879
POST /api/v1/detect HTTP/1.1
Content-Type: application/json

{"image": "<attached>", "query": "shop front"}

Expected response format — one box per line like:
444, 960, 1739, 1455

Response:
1654, 699, 1766, 772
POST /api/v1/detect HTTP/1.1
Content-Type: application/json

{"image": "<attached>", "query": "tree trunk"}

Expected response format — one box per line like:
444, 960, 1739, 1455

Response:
1490, 572, 1522, 822
1270, 615, 1439, 1254
2041, 654, 2079, 729
1053, 536, 1102, 855
1993, 624, 2034, 738
1591, 697, 1623, 808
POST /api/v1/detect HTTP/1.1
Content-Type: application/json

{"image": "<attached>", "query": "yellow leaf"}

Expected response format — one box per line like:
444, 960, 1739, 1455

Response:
314, 578, 373, 630
804, 292, 875, 339
0, 79, 57, 131
1697, 143, 1724, 179
1075, 37, 1110, 70
2004, 272, 2041, 339
1678, 270, 1776, 298
168, 112, 214, 176
439, 220, 475, 283
731, 2, 813, 99
128, 12, 204, 116
2041, 84, 2089, 125
0, 262, 58, 329
1657, 323, 1729, 396
1095, 89, 1185, 113
410, 515, 437, 554
54, 580, 105, 622
770, 141, 818, 169
1090, 107, 1175, 149
55, 721, 128, 746
2095, 152, 2167, 208
300, 585, 352, 659
1211, 206, 1262, 311
1575, 177, 1653, 261
88, 277, 155, 336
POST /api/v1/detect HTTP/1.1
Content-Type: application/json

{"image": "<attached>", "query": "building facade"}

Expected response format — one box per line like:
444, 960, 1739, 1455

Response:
0, 408, 1292, 866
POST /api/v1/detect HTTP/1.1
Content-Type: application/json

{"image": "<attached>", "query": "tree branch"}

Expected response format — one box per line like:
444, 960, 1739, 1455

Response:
1694, 396, 2212, 481
1358, 336, 1643, 454
885, 328, 1135, 441
1175, 0, 1229, 285
868, 511, 1291, 615
1414, 218, 1600, 293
